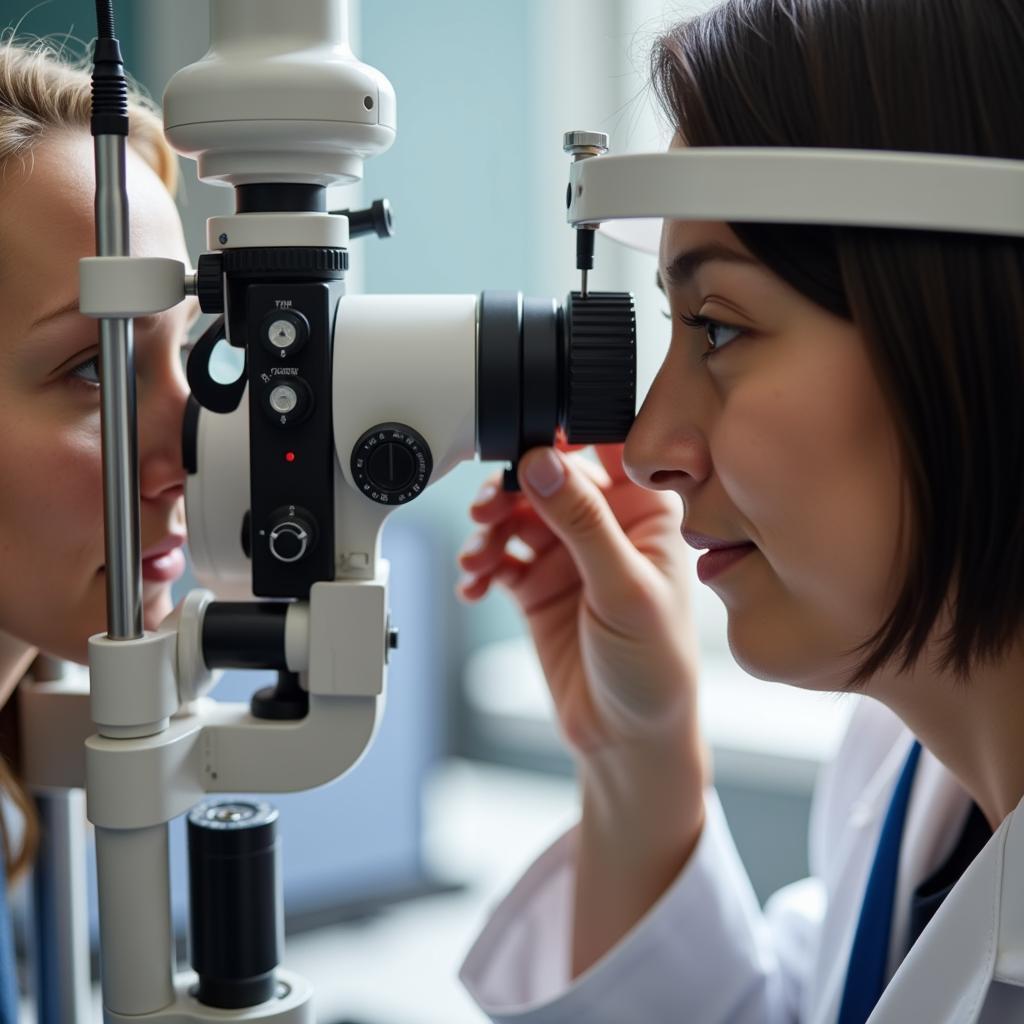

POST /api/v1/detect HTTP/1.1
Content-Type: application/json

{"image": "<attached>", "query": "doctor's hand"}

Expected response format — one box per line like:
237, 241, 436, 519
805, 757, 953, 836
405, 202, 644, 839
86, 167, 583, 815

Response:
457, 443, 705, 768
458, 444, 710, 978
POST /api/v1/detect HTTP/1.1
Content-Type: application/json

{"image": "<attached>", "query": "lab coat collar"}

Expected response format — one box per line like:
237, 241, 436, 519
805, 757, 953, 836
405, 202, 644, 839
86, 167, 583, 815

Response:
868, 787, 1024, 1023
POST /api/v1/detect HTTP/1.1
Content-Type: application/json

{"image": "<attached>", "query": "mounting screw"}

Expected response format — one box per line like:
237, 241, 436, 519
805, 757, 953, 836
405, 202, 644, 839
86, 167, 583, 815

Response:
563, 130, 609, 161
218, 233, 228, 245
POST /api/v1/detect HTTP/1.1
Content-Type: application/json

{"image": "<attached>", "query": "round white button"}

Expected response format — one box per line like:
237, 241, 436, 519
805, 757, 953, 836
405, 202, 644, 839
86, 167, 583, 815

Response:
268, 319, 298, 349
269, 386, 298, 414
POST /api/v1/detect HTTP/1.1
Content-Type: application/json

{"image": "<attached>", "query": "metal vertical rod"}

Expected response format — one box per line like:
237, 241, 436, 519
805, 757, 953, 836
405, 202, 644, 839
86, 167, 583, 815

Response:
94, 825, 176, 1015
30, 791, 92, 1024
94, 134, 142, 640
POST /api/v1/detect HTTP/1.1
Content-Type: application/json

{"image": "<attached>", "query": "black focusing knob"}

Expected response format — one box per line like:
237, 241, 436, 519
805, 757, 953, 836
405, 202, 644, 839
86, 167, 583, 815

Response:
369, 441, 417, 490
195, 253, 224, 315
267, 506, 318, 564
561, 291, 637, 444
351, 423, 433, 506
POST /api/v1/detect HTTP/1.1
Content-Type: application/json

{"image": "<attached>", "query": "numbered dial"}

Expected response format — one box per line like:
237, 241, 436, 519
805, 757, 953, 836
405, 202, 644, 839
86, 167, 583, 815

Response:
266, 506, 318, 564
260, 308, 310, 359
351, 423, 433, 505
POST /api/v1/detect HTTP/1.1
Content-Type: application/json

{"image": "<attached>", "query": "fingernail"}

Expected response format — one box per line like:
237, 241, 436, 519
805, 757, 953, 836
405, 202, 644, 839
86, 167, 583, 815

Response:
524, 450, 565, 497
473, 483, 498, 506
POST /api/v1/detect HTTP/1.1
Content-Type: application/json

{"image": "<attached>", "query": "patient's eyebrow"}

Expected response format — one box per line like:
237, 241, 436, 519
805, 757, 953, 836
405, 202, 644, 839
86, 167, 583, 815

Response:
30, 298, 81, 329
658, 244, 761, 292
30, 297, 201, 332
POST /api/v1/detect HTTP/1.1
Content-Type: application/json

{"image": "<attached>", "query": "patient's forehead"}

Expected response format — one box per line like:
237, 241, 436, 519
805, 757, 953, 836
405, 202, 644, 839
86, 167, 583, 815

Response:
0, 131, 188, 327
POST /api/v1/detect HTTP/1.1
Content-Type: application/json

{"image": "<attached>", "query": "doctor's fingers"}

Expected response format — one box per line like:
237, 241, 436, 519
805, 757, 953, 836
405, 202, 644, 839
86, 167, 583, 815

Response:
488, 543, 582, 616
467, 481, 678, 579
460, 543, 580, 612
470, 454, 613, 527
462, 455, 657, 572
458, 512, 557, 577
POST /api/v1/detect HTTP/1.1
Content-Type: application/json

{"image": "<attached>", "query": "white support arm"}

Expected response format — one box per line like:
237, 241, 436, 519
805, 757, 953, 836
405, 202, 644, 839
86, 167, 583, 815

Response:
569, 149, 1024, 237
79, 256, 190, 317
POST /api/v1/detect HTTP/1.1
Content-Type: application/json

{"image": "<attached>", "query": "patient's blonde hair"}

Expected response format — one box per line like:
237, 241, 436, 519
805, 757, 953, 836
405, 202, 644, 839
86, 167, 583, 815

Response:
0, 36, 179, 885
0, 35, 177, 190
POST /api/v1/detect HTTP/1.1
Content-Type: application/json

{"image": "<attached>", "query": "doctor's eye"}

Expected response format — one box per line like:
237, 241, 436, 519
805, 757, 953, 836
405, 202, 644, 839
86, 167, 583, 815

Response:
680, 312, 744, 362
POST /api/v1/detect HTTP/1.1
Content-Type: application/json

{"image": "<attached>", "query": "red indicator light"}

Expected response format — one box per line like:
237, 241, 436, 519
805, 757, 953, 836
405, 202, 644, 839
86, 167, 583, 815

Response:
285, 451, 296, 463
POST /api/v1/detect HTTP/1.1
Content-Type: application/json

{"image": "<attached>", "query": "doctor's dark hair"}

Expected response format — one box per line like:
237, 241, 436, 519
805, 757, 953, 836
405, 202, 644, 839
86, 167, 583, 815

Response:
652, 0, 1024, 688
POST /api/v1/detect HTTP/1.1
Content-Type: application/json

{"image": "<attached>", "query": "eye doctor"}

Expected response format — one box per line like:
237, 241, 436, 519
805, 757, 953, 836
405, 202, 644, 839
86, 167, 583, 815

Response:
455, 0, 1024, 1022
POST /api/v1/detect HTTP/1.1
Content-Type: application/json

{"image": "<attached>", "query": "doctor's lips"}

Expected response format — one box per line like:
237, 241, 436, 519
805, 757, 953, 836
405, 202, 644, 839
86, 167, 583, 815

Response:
682, 529, 757, 584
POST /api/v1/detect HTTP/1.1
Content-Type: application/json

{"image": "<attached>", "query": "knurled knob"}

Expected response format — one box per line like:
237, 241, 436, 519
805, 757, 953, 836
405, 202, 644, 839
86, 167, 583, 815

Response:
562, 291, 637, 444
563, 131, 610, 159
196, 253, 224, 314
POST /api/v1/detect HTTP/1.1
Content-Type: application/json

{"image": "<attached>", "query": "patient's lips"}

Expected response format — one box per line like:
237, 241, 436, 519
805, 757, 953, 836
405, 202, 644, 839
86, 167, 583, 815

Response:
141, 534, 186, 583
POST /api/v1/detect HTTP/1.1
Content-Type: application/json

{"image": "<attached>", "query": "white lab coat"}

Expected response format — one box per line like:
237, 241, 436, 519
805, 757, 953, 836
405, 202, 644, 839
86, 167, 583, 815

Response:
459, 697, 1024, 1022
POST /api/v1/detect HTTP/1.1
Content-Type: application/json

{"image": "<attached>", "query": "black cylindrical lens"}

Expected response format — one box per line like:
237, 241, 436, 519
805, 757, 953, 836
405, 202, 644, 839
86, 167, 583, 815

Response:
520, 296, 560, 452
477, 289, 636, 475
201, 602, 289, 670
477, 291, 523, 462
188, 800, 281, 1010
559, 291, 636, 443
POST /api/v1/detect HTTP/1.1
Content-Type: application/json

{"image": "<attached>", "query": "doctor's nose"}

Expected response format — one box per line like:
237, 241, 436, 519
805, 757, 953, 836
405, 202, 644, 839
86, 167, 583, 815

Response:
623, 359, 712, 497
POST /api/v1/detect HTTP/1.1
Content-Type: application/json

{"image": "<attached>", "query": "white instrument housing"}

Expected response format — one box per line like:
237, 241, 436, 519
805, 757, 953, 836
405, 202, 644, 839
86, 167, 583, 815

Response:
163, 0, 396, 186
184, 294, 479, 589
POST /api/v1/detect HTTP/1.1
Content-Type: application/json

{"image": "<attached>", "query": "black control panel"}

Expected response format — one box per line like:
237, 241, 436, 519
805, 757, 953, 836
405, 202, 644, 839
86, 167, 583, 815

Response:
245, 283, 336, 597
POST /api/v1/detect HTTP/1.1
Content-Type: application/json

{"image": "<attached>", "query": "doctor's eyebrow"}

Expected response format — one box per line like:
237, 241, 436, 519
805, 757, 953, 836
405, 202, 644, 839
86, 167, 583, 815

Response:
657, 244, 762, 293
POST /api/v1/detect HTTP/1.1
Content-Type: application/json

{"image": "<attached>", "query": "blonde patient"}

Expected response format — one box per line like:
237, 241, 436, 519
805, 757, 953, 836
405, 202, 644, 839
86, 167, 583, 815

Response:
0, 42, 194, 909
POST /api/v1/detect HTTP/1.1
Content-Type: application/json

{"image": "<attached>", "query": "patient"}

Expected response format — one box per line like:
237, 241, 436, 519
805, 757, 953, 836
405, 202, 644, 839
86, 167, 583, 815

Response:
0, 39, 196, 988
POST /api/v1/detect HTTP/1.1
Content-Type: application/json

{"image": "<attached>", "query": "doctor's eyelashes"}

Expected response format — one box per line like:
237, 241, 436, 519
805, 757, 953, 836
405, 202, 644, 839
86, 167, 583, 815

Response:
679, 311, 746, 361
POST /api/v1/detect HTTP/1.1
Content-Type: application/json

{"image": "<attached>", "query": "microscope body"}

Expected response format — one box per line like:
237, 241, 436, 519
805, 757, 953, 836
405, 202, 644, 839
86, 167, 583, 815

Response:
83, 3, 397, 1019
69, 0, 634, 1019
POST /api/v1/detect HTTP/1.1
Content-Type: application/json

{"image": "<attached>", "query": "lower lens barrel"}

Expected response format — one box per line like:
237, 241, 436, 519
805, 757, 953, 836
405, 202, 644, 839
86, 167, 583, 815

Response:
188, 799, 282, 1009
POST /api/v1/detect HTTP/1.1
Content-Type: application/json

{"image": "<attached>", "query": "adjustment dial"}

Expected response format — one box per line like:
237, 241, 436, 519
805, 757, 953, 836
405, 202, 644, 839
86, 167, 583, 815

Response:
266, 506, 318, 564
351, 423, 433, 505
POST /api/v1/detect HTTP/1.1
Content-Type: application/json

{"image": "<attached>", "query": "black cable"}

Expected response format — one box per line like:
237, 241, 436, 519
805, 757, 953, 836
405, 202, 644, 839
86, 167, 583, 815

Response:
95, 0, 115, 40
91, 0, 128, 136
